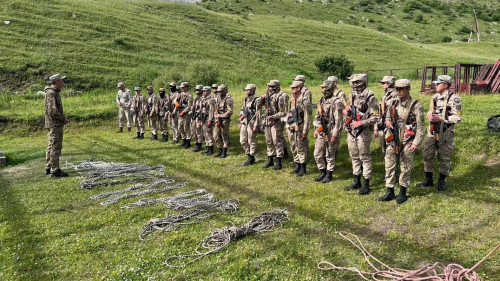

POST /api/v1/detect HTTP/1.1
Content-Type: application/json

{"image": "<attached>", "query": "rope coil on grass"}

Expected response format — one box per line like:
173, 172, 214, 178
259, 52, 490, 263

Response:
89, 178, 175, 200
120, 189, 212, 209
100, 182, 188, 206
164, 209, 289, 268
318, 232, 500, 281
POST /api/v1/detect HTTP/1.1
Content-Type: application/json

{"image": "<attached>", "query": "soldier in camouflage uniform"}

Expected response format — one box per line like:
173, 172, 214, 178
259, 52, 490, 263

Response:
287, 81, 312, 176
191, 85, 205, 152
261, 80, 289, 170
374, 76, 397, 155
417, 75, 463, 191
379, 79, 425, 204
146, 86, 159, 140
344, 74, 379, 195
327, 76, 347, 106
175, 82, 193, 148
201, 86, 216, 155
293, 75, 313, 103
45, 74, 69, 177
169, 83, 181, 144
313, 80, 344, 183
132, 86, 145, 139
158, 88, 170, 142
239, 84, 261, 166
213, 84, 234, 159
116, 82, 132, 133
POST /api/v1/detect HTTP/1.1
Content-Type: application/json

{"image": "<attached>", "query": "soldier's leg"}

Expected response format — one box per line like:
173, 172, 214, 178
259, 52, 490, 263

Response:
191, 119, 196, 141
178, 116, 186, 139
134, 115, 140, 133
314, 135, 326, 170
378, 130, 386, 154
152, 117, 158, 135
126, 108, 132, 129
118, 107, 125, 128
205, 124, 214, 147
240, 124, 250, 154
384, 145, 397, 188
359, 136, 373, 179
222, 120, 230, 148
213, 125, 222, 148
326, 138, 340, 172
185, 116, 192, 140
49, 126, 63, 173
399, 145, 415, 188
423, 136, 437, 173
46, 129, 53, 170
438, 133, 454, 176
197, 122, 204, 144
286, 128, 298, 163
297, 132, 308, 164
347, 134, 362, 176
265, 126, 275, 156
141, 116, 146, 134
248, 121, 258, 156
272, 124, 284, 158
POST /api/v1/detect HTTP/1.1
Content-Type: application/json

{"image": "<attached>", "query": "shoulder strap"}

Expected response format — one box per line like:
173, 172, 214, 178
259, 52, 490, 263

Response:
400, 99, 418, 144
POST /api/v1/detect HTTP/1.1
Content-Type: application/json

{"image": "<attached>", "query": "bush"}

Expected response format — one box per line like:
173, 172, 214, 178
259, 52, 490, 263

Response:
187, 60, 220, 86
314, 55, 355, 81
456, 26, 470, 35
442, 36, 452, 43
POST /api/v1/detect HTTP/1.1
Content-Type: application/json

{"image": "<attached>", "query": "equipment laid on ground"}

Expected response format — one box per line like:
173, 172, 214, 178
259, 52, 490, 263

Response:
121, 189, 213, 209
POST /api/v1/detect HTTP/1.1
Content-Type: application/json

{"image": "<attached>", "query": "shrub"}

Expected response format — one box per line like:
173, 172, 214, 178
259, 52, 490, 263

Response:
442, 36, 452, 43
456, 25, 470, 35
187, 60, 220, 86
314, 55, 355, 81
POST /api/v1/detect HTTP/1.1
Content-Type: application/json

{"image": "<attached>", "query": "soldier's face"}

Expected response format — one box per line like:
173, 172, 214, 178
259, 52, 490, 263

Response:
245, 89, 253, 96
182, 87, 188, 92
135, 90, 140, 95
147, 89, 153, 95
321, 86, 327, 95
435, 83, 449, 93
54, 79, 64, 89
291, 87, 300, 95
382, 83, 389, 90
396, 87, 410, 99
203, 90, 210, 97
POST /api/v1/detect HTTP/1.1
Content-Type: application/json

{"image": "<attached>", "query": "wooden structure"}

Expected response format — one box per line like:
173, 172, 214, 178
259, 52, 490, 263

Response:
420, 60, 500, 94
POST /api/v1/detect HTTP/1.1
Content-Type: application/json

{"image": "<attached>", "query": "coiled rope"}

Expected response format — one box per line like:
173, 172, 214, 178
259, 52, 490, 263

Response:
164, 209, 289, 268
318, 232, 500, 281
120, 189, 212, 209
100, 182, 188, 206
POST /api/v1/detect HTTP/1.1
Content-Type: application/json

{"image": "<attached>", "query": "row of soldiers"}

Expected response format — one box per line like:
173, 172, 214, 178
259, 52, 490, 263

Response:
116, 73, 462, 204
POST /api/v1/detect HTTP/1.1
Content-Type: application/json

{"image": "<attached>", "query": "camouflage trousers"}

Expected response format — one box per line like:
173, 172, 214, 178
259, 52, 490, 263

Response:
265, 122, 285, 157
190, 119, 197, 141
214, 119, 230, 148
314, 133, 341, 171
148, 115, 158, 135
194, 120, 205, 144
46, 126, 64, 172
376, 130, 386, 154
133, 114, 145, 133
240, 120, 258, 156
159, 115, 169, 135
178, 114, 191, 140
286, 126, 309, 163
118, 106, 132, 128
385, 143, 415, 188
423, 132, 454, 176
347, 133, 373, 179
170, 114, 179, 141
203, 122, 214, 147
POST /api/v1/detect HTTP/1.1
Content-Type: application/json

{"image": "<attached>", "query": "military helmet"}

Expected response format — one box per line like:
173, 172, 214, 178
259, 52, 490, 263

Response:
379, 76, 396, 86
217, 84, 228, 93
180, 82, 189, 88
195, 84, 204, 91
202, 86, 212, 91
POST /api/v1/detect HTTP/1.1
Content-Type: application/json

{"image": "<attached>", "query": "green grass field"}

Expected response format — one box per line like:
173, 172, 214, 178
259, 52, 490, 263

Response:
1, 0, 500, 280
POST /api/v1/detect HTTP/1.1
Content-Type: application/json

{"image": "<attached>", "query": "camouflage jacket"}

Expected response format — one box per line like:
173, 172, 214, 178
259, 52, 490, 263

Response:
315, 94, 344, 139
44, 86, 67, 128
385, 96, 425, 147
427, 90, 463, 137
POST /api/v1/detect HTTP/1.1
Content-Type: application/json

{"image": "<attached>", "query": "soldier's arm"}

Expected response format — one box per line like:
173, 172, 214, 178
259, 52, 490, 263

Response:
50, 92, 66, 122
302, 100, 312, 135
331, 99, 344, 138
445, 96, 463, 124
362, 95, 379, 127
413, 102, 426, 147
116, 92, 120, 104
208, 99, 215, 122
253, 97, 261, 130
182, 95, 193, 114
220, 97, 234, 118
271, 93, 288, 119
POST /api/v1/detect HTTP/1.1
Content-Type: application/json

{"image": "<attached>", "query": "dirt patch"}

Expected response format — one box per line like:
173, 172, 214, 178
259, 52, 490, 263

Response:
368, 213, 408, 235
0, 165, 30, 175
485, 158, 500, 169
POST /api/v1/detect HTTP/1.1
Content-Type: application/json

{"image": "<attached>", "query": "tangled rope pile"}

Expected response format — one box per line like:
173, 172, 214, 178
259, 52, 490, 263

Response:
100, 182, 188, 206
121, 189, 213, 209
318, 232, 500, 281
139, 199, 239, 240
89, 178, 175, 200
164, 209, 289, 268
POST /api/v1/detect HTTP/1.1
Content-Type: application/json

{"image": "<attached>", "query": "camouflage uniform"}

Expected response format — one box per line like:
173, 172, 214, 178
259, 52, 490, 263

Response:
419, 75, 463, 191
313, 80, 344, 183
327, 76, 347, 106
200, 86, 216, 155
191, 85, 205, 151
116, 83, 132, 131
213, 84, 234, 158
176, 82, 193, 147
169, 83, 181, 143
287, 81, 312, 176
44, 80, 67, 175
239, 84, 261, 165
158, 88, 170, 142
375, 76, 397, 154
345, 74, 379, 195
132, 87, 146, 138
146, 86, 159, 139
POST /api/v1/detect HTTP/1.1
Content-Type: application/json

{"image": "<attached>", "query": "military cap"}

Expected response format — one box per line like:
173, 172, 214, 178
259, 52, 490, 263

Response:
244, 84, 256, 91
379, 76, 396, 84
217, 84, 228, 92
432, 75, 452, 85
290, 81, 303, 88
159, 88, 165, 93
49, 73, 66, 83
195, 84, 204, 90
320, 80, 334, 88
346, 74, 353, 80
351, 73, 368, 82
134, 86, 141, 91
147, 86, 153, 90
180, 82, 189, 88
267, 80, 280, 87
211, 84, 219, 89
395, 79, 411, 88
327, 76, 339, 83
169, 82, 177, 87
202, 86, 212, 91
293, 74, 306, 82
117, 82, 124, 88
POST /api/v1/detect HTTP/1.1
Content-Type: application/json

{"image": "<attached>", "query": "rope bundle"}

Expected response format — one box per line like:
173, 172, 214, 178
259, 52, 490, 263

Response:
120, 189, 211, 209
318, 232, 500, 281
165, 209, 289, 268
100, 182, 188, 206
89, 178, 174, 200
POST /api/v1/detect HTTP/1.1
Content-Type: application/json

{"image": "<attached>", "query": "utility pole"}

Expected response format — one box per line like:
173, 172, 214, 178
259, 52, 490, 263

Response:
473, 9, 480, 42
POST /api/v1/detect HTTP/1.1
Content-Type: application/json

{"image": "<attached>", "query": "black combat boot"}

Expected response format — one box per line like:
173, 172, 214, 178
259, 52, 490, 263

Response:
359, 178, 370, 195
293, 162, 300, 174
150, 134, 158, 140
171, 139, 178, 144
133, 132, 140, 139
180, 139, 186, 147
438, 173, 446, 191
274, 157, 283, 170
345, 174, 361, 191
396, 187, 408, 204
243, 154, 255, 166
322, 170, 333, 183
205, 146, 214, 156
50, 169, 69, 178
128, 127, 131, 132
214, 147, 223, 157
378, 188, 395, 202
315, 169, 326, 182
160, 134, 167, 142
204, 145, 211, 155
45, 168, 51, 175
297, 163, 306, 177
283, 147, 289, 160
220, 148, 228, 158
184, 139, 191, 149
116, 127, 123, 133
193, 142, 202, 152
263, 156, 274, 168
140, 133, 144, 139
417, 172, 434, 187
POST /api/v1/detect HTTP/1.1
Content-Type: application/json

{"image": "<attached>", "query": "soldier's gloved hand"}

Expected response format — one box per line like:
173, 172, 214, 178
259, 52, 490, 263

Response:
385, 120, 393, 129
330, 136, 337, 145
426, 112, 434, 122
343, 107, 351, 116
313, 131, 318, 138
410, 144, 418, 152
352, 120, 363, 129
430, 114, 442, 123
252, 127, 257, 133
373, 130, 378, 138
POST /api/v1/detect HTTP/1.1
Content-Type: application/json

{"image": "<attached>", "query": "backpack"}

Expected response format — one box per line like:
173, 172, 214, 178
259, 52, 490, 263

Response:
487, 115, 500, 133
